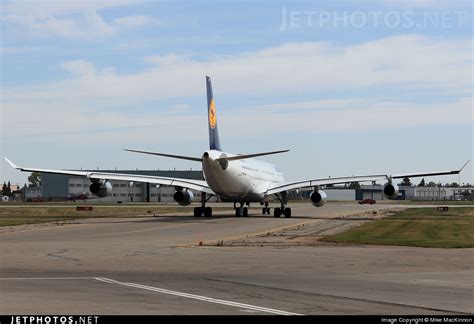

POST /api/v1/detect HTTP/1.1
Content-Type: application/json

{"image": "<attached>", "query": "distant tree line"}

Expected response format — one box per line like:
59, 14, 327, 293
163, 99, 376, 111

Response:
400, 177, 471, 188
1, 181, 12, 197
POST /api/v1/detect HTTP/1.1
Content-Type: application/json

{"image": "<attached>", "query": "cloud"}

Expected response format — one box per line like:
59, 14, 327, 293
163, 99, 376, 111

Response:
3, 0, 140, 17
2, 0, 145, 39
3, 35, 472, 103
382, 0, 470, 7
61, 60, 97, 77
2, 96, 471, 143
113, 15, 158, 28
2, 35, 472, 155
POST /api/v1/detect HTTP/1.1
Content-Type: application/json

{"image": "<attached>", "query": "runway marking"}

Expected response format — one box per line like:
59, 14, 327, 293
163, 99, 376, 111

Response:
178, 219, 322, 247
0, 277, 92, 280
94, 277, 301, 316
83, 223, 194, 238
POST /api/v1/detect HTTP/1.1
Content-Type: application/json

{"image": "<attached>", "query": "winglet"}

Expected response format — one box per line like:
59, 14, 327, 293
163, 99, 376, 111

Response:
4, 157, 19, 169
459, 160, 470, 173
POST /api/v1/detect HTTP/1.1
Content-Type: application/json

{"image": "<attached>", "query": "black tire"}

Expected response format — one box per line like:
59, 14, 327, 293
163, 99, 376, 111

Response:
194, 207, 202, 217
204, 207, 212, 217
235, 207, 241, 217
284, 208, 292, 218
262, 208, 266, 215
274, 207, 281, 218
243, 207, 248, 217
267, 208, 271, 215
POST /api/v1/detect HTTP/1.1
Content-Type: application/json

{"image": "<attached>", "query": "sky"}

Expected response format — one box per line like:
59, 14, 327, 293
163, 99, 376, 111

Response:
1, 0, 473, 187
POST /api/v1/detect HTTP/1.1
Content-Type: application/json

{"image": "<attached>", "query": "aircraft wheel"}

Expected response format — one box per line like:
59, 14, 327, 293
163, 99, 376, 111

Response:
243, 207, 248, 217
194, 207, 202, 217
284, 208, 292, 218
274, 207, 281, 218
266, 208, 271, 215
235, 207, 241, 217
204, 207, 212, 217
262, 208, 266, 215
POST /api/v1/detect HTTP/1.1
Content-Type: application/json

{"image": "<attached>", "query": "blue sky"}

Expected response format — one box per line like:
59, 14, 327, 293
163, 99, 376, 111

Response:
1, 0, 473, 186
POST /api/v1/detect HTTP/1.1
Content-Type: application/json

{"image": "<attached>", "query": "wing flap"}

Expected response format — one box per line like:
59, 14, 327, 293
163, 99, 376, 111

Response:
266, 175, 388, 195
88, 172, 213, 193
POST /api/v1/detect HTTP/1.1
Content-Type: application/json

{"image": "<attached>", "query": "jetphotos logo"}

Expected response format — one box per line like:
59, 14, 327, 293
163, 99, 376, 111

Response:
209, 99, 217, 129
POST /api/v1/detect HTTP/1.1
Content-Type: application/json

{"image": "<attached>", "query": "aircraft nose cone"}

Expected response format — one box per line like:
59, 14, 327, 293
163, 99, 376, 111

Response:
203, 152, 209, 159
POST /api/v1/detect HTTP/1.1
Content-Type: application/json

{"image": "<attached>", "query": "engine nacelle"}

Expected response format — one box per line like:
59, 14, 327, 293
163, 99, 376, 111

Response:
173, 189, 194, 206
383, 182, 399, 200
89, 181, 112, 197
310, 189, 327, 207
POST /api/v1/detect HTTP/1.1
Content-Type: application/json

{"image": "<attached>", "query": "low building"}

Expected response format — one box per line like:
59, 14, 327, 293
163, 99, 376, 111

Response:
409, 186, 473, 201
38, 169, 206, 203
23, 186, 42, 201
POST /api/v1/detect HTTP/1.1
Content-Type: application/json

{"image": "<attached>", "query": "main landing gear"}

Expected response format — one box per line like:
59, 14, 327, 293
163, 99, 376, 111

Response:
194, 192, 214, 217
274, 192, 291, 218
234, 202, 248, 217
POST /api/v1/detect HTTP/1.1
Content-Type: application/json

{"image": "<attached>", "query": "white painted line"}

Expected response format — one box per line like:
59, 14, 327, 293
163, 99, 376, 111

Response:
94, 277, 301, 316
0, 277, 92, 280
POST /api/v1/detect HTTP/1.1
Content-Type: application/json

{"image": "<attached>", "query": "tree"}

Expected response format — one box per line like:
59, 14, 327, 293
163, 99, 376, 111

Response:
2, 181, 12, 197
461, 190, 473, 200
400, 177, 412, 186
450, 182, 460, 188
28, 172, 42, 187
427, 181, 437, 187
418, 178, 425, 187
348, 182, 361, 189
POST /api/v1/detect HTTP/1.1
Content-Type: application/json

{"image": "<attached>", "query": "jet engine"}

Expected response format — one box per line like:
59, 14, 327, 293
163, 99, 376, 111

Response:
89, 181, 112, 197
309, 189, 327, 207
173, 189, 194, 206
383, 182, 399, 200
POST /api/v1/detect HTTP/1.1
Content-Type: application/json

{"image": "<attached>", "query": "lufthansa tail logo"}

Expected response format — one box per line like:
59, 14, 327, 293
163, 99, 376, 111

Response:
209, 99, 217, 129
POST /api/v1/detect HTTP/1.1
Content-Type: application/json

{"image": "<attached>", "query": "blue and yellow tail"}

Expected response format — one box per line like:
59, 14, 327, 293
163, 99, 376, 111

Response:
206, 76, 222, 151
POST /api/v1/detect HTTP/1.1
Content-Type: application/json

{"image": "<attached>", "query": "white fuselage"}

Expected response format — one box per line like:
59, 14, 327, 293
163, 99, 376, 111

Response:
202, 150, 284, 202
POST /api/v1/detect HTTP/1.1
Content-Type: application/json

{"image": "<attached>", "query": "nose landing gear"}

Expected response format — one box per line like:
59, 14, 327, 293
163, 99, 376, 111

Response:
234, 202, 248, 217
261, 202, 270, 215
194, 192, 214, 217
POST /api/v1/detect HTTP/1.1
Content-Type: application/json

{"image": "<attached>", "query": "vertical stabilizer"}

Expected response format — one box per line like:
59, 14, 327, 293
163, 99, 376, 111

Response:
206, 76, 222, 151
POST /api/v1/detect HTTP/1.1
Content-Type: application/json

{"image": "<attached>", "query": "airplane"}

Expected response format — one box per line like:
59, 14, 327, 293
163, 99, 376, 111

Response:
4, 76, 470, 218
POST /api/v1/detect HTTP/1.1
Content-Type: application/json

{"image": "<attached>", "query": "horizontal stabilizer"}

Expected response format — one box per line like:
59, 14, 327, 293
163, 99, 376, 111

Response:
216, 150, 289, 162
123, 149, 202, 162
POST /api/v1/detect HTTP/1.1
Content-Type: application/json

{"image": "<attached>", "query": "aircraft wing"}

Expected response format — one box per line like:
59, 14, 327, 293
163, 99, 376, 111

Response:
4, 158, 214, 194
266, 161, 469, 195
266, 175, 388, 195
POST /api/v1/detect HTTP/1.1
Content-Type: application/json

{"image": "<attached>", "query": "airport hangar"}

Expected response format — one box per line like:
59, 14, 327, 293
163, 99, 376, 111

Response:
21, 169, 470, 202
